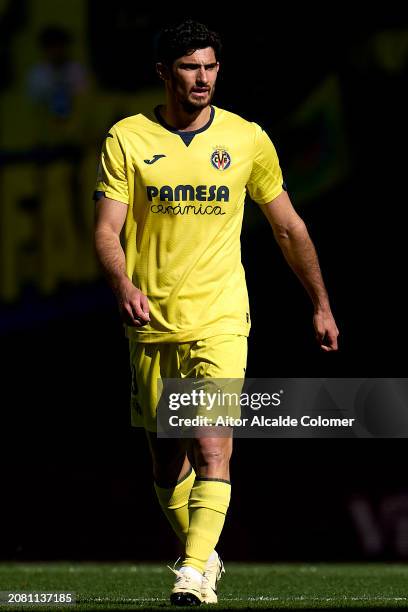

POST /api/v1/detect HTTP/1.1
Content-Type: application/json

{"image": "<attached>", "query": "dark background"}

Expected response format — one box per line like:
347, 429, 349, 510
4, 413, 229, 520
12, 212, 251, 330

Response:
1, 3, 408, 561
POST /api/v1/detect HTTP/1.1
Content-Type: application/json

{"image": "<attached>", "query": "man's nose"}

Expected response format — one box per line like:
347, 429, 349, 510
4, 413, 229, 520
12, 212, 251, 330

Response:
196, 67, 208, 84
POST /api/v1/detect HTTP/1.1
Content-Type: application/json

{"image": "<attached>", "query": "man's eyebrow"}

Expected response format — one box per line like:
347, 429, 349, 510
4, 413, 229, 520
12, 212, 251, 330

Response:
179, 62, 218, 68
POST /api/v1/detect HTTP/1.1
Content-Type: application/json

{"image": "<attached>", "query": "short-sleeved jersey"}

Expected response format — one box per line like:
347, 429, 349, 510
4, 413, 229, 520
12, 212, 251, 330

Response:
94, 105, 284, 343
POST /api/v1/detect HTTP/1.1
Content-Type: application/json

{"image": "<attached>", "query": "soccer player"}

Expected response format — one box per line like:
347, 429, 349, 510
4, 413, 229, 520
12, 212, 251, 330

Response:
94, 19, 339, 606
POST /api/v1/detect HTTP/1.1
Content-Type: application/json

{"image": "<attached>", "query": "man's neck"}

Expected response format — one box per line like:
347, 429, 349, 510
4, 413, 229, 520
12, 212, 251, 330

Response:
159, 102, 211, 132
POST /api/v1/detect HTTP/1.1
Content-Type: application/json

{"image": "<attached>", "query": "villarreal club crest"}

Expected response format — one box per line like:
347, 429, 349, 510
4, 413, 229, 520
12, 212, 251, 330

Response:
211, 147, 231, 171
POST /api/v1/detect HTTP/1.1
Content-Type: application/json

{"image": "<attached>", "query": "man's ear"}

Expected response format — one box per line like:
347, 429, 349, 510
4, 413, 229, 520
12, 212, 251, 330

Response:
156, 62, 170, 81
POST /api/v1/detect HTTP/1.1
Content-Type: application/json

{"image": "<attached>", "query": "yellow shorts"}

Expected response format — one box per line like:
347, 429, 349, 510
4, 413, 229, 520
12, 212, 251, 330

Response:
129, 334, 248, 432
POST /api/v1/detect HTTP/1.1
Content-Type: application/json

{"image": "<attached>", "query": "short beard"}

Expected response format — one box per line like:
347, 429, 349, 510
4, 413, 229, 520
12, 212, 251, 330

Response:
179, 87, 215, 115
181, 99, 206, 114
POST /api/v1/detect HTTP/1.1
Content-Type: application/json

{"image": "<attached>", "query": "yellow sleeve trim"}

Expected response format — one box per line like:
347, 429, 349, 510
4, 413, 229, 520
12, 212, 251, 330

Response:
103, 189, 129, 205
254, 185, 284, 205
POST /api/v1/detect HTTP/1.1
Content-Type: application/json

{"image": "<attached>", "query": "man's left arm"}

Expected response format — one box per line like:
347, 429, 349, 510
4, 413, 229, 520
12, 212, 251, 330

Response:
260, 190, 339, 352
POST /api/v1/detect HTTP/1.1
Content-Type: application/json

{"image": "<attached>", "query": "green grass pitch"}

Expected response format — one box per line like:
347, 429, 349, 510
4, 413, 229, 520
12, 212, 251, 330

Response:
0, 563, 408, 610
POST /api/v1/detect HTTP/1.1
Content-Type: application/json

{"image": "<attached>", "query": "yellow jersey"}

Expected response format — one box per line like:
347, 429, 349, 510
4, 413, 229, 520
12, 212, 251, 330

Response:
94, 105, 284, 342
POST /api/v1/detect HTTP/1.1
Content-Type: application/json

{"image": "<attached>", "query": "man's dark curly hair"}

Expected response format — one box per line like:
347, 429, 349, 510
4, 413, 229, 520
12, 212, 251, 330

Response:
156, 19, 222, 67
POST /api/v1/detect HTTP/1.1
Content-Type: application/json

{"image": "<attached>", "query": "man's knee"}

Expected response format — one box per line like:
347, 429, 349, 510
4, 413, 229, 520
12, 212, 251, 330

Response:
146, 432, 190, 486
193, 438, 232, 470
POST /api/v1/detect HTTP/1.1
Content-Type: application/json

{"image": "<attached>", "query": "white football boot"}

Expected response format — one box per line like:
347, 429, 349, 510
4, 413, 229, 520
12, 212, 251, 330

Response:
201, 551, 225, 604
168, 562, 203, 606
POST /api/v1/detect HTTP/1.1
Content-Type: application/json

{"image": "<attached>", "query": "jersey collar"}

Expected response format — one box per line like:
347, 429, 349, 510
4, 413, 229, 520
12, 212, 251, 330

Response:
154, 105, 215, 147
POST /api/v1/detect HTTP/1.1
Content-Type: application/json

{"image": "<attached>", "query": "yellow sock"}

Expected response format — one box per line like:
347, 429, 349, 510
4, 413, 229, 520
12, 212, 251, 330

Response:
183, 478, 231, 573
154, 468, 195, 544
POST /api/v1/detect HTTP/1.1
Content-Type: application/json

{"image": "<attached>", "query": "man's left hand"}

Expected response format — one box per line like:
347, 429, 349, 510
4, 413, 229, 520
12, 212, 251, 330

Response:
313, 310, 339, 352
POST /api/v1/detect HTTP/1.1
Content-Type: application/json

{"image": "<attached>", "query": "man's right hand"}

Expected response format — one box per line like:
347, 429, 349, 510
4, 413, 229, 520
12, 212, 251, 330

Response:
114, 277, 150, 327
94, 196, 150, 327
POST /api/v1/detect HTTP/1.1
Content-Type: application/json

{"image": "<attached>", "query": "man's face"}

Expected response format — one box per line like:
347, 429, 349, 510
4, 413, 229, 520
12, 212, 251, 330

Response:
163, 47, 219, 113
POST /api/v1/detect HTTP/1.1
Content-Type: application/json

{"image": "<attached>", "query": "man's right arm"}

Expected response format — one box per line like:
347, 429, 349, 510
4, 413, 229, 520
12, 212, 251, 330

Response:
94, 196, 150, 327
